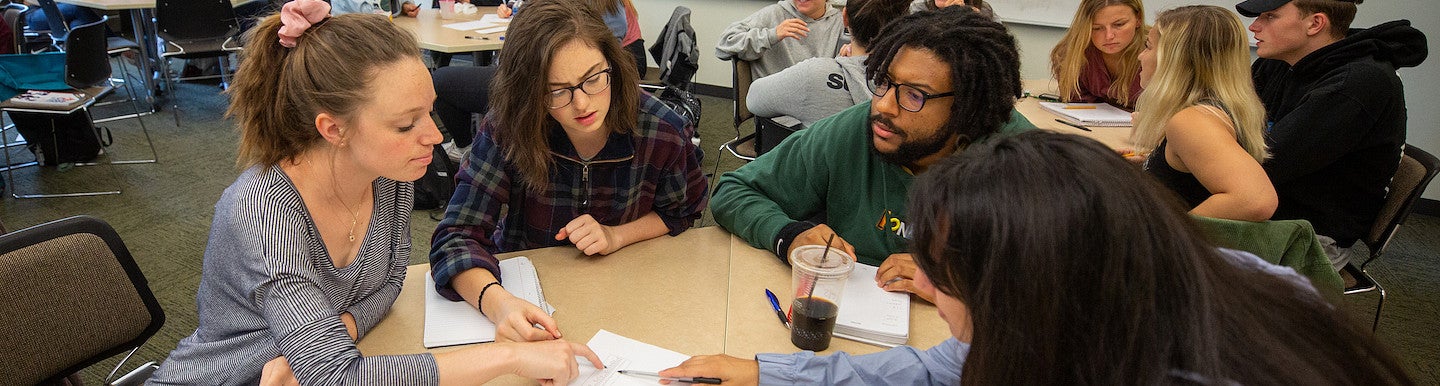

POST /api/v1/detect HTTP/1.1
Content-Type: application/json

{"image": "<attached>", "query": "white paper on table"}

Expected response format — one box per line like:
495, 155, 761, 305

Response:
570, 330, 692, 386
479, 13, 510, 24
472, 25, 508, 35
442, 20, 493, 31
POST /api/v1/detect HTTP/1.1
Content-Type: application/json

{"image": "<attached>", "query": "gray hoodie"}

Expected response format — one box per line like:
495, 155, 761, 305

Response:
747, 55, 871, 126
715, 0, 846, 79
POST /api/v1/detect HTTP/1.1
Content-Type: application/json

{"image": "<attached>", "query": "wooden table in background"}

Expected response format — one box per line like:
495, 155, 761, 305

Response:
392, 8, 505, 54
1018, 79, 1136, 149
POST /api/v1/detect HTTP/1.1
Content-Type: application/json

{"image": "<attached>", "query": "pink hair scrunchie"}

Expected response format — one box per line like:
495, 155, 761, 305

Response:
278, 0, 332, 48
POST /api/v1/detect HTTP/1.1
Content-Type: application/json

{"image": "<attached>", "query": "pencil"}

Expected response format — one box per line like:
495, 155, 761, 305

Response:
1054, 119, 1092, 132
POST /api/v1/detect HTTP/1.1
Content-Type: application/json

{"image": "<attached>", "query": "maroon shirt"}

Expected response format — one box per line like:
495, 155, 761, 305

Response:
1071, 46, 1142, 109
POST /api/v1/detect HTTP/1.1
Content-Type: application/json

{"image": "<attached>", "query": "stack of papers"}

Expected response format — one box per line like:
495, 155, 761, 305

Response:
1039, 102, 1133, 127
7, 90, 84, 109
423, 256, 555, 348
833, 264, 910, 347
442, 14, 509, 35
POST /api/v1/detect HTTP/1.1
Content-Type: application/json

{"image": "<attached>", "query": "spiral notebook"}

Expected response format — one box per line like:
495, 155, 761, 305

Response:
1039, 102, 1133, 127
423, 256, 555, 348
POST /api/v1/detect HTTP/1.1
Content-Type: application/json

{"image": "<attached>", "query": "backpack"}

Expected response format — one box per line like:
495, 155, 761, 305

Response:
9, 110, 108, 165
413, 144, 458, 212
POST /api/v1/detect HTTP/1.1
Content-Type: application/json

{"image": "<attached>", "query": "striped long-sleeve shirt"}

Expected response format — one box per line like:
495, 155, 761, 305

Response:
150, 166, 438, 385
429, 93, 707, 301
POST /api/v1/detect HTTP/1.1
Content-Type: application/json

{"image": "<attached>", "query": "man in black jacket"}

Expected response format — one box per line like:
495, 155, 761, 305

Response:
1237, 0, 1428, 270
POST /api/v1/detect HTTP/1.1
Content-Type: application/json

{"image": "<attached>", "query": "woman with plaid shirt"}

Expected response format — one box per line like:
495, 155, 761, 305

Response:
428, 0, 707, 337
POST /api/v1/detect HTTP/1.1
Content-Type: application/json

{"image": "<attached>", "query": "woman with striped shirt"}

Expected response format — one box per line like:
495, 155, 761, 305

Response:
150, 2, 600, 384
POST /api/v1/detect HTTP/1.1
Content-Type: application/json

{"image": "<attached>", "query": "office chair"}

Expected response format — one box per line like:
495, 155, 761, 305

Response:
0, 215, 166, 385
1343, 145, 1439, 331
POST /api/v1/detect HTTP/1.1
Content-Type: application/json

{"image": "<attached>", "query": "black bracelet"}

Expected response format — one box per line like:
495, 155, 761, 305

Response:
477, 281, 502, 316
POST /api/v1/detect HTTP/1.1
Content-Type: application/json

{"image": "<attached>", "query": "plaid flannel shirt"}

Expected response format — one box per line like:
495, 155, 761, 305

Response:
429, 93, 707, 300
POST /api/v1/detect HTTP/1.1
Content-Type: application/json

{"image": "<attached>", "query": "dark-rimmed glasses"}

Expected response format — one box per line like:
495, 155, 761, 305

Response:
869, 78, 955, 112
548, 68, 612, 109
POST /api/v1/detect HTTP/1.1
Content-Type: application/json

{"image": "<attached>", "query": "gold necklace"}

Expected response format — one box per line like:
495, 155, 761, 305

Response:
328, 171, 366, 243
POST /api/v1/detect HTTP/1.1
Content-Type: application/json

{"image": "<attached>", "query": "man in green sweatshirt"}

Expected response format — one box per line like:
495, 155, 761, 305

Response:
711, 8, 1029, 303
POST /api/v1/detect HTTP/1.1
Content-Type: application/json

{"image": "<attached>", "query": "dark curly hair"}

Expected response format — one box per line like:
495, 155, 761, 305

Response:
864, 7, 1020, 147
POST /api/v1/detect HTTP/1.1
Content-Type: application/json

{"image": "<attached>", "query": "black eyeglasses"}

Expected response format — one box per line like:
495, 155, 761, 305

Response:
869, 78, 955, 112
548, 68, 612, 109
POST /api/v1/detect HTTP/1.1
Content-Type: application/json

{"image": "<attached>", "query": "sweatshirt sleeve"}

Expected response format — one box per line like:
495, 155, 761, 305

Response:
715, 6, 782, 61
745, 61, 813, 118
756, 338, 969, 384
711, 105, 858, 253
1260, 89, 1377, 186
429, 124, 507, 302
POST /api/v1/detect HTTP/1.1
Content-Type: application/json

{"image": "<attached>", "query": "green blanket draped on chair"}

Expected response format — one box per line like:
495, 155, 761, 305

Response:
1192, 215, 1344, 296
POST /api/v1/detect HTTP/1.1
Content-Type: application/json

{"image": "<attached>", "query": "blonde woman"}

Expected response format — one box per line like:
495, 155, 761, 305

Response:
1050, 0, 1145, 109
1131, 5, 1276, 222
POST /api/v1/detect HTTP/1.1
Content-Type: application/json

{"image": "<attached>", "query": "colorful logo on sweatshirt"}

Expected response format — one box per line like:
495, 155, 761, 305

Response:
875, 209, 912, 239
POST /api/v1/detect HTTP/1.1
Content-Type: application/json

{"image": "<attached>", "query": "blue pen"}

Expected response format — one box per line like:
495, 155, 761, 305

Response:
765, 289, 790, 329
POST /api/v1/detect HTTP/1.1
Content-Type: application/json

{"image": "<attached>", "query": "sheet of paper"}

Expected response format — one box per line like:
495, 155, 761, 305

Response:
570, 330, 692, 386
442, 20, 493, 31
479, 13, 510, 24
473, 25, 508, 35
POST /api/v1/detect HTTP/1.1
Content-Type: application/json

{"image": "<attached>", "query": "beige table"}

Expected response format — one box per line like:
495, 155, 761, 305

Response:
1018, 79, 1136, 150
722, 235, 951, 358
358, 226, 733, 384
358, 226, 953, 383
393, 8, 505, 54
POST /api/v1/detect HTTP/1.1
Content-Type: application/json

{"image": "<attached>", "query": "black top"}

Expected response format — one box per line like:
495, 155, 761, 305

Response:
1251, 20, 1428, 246
1146, 139, 1210, 209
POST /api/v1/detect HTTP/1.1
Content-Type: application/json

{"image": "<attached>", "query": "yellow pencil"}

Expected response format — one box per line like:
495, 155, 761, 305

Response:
1063, 106, 1097, 110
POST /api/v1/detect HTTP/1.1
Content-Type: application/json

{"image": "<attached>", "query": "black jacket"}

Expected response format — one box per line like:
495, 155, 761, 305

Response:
1252, 20, 1428, 247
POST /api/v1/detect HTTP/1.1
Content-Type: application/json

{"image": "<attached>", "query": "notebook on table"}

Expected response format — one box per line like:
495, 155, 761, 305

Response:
423, 256, 555, 348
6, 90, 85, 110
833, 263, 910, 347
1039, 102, 1133, 127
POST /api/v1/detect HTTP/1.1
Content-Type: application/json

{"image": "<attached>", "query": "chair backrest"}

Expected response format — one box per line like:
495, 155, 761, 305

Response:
2, 3, 23, 53
35, 0, 67, 39
647, 6, 697, 89
63, 16, 110, 89
0, 216, 165, 385
1363, 145, 1440, 265
732, 58, 754, 129
155, 0, 239, 44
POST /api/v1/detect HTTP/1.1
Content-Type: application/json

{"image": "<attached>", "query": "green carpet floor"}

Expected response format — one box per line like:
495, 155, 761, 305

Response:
1, 70, 1435, 384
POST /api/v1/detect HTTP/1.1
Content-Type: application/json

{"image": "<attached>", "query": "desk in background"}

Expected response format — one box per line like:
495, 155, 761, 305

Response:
1017, 79, 1135, 150
357, 227, 950, 384
392, 8, 504, 54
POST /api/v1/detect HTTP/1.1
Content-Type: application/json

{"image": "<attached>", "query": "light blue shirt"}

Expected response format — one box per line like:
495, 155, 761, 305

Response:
757, 338, 968, 385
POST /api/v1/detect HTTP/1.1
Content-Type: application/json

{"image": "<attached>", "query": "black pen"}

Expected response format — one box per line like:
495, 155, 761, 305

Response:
618, 370, 722, 384
765, 289, 791, 329
1054, 119, 1091, 132
463, 35, 490, 40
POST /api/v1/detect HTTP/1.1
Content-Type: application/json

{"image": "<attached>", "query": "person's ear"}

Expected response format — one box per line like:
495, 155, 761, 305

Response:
1305, 12, 1330, 37
842, 7, 850, 28
315, 112, 346, 147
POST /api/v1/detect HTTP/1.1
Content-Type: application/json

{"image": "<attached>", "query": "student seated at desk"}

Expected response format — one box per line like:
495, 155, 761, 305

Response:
1129, 6, 1277, 222
712, 8, 1031, 304
150, 3, 601, 385
745, 0, 910, 127
663, 131, 1412, 385
1050, 0, 1145, 109
429, 0, 706, 320
715, 0, 847, 79
907, 0, 995, 20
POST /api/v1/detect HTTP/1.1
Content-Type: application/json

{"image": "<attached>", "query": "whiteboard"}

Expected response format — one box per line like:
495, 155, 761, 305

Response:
993, 0, 1255, 29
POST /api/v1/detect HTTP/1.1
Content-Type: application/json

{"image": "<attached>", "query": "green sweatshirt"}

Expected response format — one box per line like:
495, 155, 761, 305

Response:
712, 101, 1034, 266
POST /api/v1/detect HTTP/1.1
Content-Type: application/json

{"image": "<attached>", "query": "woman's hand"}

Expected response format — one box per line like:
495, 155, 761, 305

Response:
497, 3, 513, 18
1115, 147, 1146, 165
260, 356, 299, 386
556, 214, 622, 256
659, 355, 759, 386
501, 340, 604, 385
485, 290, 563, 342
875, 253, 936, 303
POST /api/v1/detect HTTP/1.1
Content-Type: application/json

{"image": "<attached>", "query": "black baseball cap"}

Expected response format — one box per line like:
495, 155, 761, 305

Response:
1236, 0, 1291, 17
1236, 0, 1361, 17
